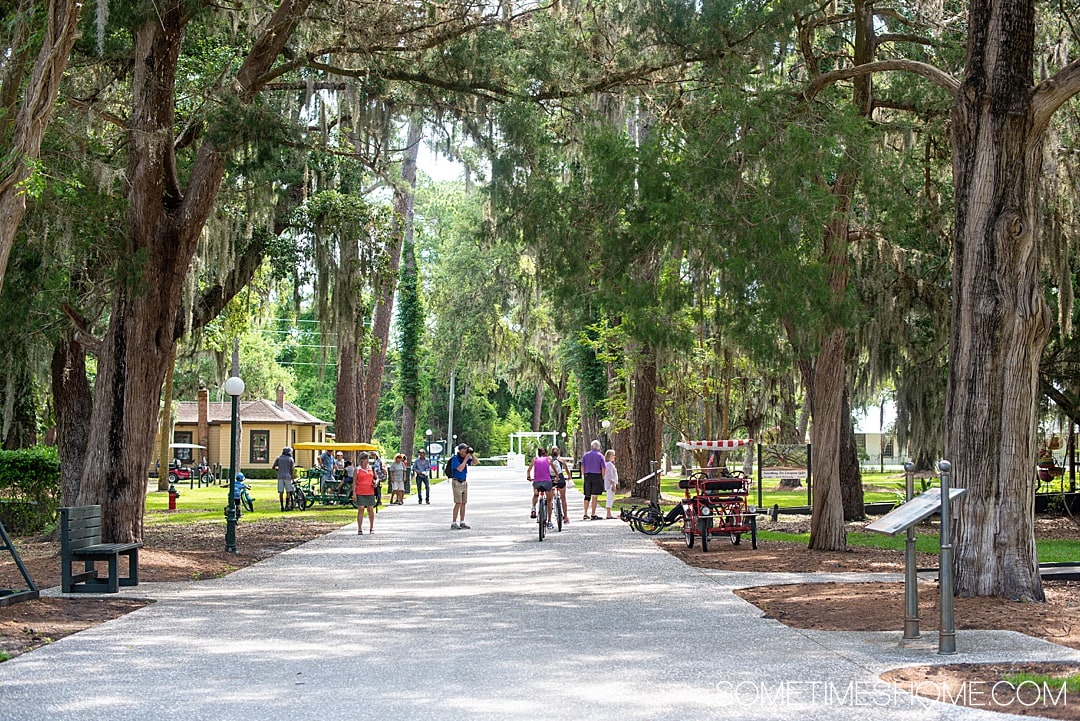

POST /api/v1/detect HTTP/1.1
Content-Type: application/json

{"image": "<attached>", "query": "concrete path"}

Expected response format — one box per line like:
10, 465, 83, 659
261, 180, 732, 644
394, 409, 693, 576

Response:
1, 466, 1077, 721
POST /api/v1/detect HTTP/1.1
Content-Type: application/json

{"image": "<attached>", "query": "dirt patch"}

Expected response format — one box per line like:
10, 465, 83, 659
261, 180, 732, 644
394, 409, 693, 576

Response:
654, 514, 1080, 718
0, 516, 340, 659
882, 664, 1080, 719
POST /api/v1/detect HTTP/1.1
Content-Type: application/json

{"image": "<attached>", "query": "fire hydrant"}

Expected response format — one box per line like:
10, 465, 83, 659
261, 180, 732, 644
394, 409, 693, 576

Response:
168, 484, 180, 511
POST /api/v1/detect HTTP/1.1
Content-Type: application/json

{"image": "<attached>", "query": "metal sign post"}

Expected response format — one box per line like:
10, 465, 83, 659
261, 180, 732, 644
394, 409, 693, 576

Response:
866, 472, 967, 653
902, 461, 919, 640
938, 459, 957, 655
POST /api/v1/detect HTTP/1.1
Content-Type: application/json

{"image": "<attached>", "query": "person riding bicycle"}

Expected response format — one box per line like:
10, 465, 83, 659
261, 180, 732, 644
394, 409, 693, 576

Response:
549, 446, 571, 525
528, 448, 555, 529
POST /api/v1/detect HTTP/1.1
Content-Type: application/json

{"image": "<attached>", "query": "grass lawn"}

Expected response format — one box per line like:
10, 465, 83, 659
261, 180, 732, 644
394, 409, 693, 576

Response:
621, 471, 1080, 563
146, 478, 369, 525
650, 470, 921, 509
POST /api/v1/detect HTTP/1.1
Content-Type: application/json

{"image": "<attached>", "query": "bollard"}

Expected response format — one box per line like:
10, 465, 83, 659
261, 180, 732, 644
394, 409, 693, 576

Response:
938, 459, 957, 655
902, 461, 920, 640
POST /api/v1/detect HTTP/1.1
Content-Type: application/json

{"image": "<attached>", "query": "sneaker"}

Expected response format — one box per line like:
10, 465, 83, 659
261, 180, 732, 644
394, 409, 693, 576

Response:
425, 500, 430, 504
458, 522, 471, 529
546, 522, 554, 529
530, 508, 537, 518
450, 522, 460, 529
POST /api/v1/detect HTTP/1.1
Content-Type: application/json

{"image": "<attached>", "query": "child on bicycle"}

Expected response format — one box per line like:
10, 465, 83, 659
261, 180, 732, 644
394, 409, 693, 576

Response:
528, 448, 555, 529
233, 473, 251, 517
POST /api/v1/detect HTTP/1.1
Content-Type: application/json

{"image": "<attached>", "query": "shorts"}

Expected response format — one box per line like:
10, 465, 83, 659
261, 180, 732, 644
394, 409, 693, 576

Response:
278, 477, 295, 493
391, 480, 404, 491
356, 495, 376, 508
532, 480, 553, 492
552, 478, 567, 489
452, 479, 468, 504
583, 473, 604, 499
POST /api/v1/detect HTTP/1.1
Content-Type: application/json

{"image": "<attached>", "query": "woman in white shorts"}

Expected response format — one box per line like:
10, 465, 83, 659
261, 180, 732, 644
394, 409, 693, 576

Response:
389, 453, 407, 505
604, 449, 619, 519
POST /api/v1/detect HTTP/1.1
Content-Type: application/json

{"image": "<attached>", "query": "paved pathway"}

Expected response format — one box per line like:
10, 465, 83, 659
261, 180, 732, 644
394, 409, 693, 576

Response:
1, 466, 1077, 721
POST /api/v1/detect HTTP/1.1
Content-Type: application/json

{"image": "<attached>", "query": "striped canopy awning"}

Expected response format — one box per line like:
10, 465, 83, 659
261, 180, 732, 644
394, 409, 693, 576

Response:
677, 439, 754, 451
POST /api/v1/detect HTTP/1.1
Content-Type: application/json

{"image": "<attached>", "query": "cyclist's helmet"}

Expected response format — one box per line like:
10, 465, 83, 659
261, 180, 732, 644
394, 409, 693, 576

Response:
235, 473, 245, 481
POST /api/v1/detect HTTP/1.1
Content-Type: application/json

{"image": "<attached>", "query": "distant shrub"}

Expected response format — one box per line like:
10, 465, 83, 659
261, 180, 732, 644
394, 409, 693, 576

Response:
0, 446, 61, 533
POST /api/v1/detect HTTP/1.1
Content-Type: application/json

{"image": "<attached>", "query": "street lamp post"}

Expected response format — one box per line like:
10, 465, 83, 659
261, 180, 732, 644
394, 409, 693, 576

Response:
224, 375, 245, 553
425, 429, 433, 476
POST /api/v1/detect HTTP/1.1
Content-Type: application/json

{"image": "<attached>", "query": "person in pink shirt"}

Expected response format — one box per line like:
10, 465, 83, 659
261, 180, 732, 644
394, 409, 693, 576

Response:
351, 452, 377, 535
527, 448, 555, 529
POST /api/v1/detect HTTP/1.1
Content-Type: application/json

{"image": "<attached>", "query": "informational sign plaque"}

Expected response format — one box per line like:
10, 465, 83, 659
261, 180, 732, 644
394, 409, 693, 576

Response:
865, 487, 968, 536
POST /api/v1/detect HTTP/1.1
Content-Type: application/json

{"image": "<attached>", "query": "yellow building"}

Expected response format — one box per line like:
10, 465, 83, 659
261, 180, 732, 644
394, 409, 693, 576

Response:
169, 386, 329, 472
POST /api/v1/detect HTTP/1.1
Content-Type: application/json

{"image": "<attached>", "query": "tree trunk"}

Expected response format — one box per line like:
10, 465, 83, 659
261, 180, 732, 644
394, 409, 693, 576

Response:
840, 387, 864, 521
396, 120, 422, 461
359, 212, 405, 441
75, 0, 310, 542
808, 328, 848, 550
629, 345, 661, 501
946, 0, 1050, 601
532, 383, 543, 432
334, 215, 363, 443
779, 373, 800, 444
0, 0, 83, 295
51, 332, 91, 507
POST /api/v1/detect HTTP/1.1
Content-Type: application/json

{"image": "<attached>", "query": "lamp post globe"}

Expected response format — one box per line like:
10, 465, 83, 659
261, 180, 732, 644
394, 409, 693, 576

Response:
225, 376, 245, 397
224, 376, 244, 553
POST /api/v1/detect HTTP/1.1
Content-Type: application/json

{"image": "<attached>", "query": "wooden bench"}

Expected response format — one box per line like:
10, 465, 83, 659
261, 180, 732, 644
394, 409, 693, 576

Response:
60, 506, 141, 593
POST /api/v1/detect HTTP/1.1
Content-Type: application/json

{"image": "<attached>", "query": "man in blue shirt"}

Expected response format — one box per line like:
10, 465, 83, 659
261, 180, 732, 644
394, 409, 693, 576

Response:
413, 450, 430, 504
449, 444, 476, 530
319, 449, 334, 486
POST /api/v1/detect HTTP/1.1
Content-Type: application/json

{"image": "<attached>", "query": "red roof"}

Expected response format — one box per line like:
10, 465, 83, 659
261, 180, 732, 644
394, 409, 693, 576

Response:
175, 399, 325, 426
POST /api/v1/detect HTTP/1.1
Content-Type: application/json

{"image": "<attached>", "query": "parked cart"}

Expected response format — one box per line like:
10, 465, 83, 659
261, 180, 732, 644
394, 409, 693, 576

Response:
676, 440, 759, 551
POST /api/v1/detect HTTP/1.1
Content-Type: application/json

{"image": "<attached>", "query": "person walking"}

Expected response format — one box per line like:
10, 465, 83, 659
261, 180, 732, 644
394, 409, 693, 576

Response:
413, 450, 430, 504
604, 449, 619, 519
449, 444, 476, 530
549, 446, 570, 525
389, 453, 407, 505
272, 447, 296, 512
352, 452, 377, 534
580, 440, 606, 520
370, 451, 386, 507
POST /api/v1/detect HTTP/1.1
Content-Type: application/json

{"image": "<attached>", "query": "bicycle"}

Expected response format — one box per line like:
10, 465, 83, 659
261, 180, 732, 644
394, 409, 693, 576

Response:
284, 479, 311, 511
537, 489, 548, 541
239, 486, 254, 513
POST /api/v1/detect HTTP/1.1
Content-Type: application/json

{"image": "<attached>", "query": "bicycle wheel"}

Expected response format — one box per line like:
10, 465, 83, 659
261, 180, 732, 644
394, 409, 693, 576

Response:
683, 519, 695, 548
699, 516, 710, 552
555, 496, 563, 532
241, 493, 254, 513
538, 497, 546, 541
636, 509, 665, 535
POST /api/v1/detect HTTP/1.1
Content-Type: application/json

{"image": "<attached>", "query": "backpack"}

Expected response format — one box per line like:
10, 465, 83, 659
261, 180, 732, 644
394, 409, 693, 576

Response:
444, 456, 455, 478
